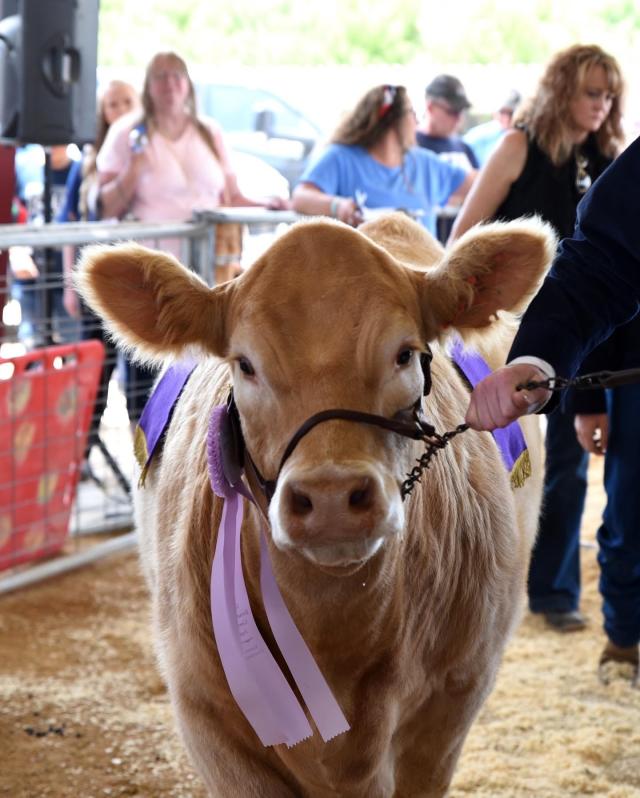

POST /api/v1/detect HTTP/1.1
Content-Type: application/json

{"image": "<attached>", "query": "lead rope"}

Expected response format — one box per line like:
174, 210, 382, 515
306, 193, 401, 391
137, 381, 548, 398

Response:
518, 366, 640, 392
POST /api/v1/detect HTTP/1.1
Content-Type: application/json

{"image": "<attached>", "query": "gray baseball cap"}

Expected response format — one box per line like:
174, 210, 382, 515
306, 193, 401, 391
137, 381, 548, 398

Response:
426, 74, 471, 112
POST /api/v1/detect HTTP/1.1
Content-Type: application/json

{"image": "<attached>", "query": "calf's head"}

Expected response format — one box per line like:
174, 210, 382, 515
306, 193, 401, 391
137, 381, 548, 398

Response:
76, 214, 554, 567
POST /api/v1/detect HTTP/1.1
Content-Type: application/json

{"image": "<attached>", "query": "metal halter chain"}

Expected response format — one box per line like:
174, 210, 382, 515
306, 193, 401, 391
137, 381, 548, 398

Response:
404, 365, 640, 499
400, 422, 469, 499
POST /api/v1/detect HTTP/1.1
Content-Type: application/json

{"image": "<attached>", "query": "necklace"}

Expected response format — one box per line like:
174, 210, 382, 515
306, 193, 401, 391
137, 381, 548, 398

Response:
575, 152, 591, 195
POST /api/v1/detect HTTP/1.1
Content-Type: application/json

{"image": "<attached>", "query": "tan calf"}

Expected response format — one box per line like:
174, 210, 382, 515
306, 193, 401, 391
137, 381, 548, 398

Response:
76, 212, 554, 797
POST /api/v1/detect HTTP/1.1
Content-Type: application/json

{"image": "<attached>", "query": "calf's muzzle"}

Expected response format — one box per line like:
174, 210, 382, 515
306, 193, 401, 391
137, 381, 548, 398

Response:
277, 465, 389, 545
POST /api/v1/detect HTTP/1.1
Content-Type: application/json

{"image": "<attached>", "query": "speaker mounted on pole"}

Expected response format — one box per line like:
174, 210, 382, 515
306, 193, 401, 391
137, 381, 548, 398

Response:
0, 0, 99, 146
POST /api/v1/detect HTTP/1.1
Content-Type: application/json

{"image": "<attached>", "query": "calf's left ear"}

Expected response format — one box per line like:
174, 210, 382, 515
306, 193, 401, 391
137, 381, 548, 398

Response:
418, 217, 557, 333
75, 243, 234, 361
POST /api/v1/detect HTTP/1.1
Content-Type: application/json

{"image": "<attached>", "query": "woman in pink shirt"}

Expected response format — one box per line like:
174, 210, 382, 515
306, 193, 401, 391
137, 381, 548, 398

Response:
97, 51, 289, 424
97, 50, 287, 228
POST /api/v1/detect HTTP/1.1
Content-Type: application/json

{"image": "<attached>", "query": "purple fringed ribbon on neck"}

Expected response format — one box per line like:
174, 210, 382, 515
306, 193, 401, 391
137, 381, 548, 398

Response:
450, 338, 528, 473
207, 404, 350, 748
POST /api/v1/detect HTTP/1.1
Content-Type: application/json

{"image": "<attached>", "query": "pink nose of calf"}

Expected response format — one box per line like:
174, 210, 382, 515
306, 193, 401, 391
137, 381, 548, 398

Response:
279, 466, 387, 545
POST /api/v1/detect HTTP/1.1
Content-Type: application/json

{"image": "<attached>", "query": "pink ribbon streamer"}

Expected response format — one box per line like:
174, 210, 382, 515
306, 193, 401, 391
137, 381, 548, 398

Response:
207, 405, 350, 747
257, 529, 349, 742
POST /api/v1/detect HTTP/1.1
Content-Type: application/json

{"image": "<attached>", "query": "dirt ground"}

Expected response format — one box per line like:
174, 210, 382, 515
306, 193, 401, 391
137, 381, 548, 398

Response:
2, 458, 640, 798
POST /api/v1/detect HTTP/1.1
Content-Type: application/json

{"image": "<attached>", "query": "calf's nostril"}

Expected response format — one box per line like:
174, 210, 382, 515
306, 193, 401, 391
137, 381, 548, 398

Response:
290, 489, 313, 516
349, 481, 373, 510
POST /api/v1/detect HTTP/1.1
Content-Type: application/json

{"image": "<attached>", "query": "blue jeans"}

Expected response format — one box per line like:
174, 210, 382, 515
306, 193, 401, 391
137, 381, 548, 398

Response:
528, 408, 589, 613
598, 385, 640, 647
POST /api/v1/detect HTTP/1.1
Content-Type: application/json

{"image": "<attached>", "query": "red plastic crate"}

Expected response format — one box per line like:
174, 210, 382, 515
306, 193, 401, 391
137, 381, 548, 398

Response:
0, 341, 105, 571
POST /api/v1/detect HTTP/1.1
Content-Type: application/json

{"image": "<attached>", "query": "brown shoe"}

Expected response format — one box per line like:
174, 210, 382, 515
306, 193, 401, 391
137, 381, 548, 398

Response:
543, 610, 587, 633
598, 641, 639, 687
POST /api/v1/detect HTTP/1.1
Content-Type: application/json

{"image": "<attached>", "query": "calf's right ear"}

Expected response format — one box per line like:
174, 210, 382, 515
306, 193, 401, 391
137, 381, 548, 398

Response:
74, 243, 233, 361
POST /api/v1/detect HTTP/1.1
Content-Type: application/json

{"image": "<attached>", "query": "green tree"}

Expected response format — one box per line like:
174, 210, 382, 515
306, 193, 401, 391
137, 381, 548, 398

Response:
97, 0, 640, 67
99, 0, 426, 66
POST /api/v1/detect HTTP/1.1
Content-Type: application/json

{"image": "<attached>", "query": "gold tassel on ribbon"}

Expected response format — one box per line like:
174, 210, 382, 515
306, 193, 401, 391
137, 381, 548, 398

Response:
510, 449, 531, 490
134, 425, 150, 487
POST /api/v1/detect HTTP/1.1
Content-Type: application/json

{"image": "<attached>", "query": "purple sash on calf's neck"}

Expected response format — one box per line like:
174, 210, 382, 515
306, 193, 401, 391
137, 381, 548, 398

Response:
134, 360, 197, 486
449, 338, 530, 487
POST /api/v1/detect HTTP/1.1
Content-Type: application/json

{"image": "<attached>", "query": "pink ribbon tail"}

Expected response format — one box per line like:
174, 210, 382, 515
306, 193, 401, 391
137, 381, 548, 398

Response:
207, 404, 349, 747
210, 491, 313, 747
258, 529, 350, 742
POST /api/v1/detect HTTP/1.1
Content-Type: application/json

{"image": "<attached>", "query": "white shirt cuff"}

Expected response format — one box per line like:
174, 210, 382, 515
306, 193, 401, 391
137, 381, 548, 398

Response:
508, 355, 555, 379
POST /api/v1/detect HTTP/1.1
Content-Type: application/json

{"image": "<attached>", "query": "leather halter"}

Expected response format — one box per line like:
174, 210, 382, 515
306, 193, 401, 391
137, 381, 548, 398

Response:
233, 348, 435, 503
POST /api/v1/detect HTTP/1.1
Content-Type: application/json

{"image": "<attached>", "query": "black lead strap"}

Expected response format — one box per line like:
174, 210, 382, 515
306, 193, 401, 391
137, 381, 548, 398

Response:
518, 366, 640, 392
232, 360, 640, 509
239, 351, 640, 506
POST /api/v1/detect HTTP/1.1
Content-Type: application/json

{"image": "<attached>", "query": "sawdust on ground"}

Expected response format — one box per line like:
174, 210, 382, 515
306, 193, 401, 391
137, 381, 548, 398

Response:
1, 457, 639, 798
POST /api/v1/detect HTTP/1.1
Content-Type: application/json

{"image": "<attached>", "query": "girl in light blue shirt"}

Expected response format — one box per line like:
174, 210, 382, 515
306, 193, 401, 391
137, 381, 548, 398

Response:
293, 85, 473, 236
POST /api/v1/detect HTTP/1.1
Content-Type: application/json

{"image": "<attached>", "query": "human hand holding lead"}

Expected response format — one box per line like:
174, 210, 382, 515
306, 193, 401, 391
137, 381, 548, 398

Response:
465, 363, 552, 431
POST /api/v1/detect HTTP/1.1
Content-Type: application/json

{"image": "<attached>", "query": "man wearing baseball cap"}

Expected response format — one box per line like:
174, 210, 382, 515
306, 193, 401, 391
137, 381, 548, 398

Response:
416, 73, 478, 240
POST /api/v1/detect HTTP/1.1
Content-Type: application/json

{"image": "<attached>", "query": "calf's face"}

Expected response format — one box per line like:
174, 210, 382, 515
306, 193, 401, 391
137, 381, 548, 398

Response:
75, 214, 555, 569
227, 229, 427, 566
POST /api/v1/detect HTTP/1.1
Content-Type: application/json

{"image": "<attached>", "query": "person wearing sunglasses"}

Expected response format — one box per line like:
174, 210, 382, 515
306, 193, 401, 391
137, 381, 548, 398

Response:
416, 74, 479, 241
417, 74, 479, 170
450, 45, 638, 679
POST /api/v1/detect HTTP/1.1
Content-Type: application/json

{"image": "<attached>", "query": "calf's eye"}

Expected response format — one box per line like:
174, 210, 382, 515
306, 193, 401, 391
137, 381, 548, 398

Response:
238, 357, 255, 376
396, 349, 413, 366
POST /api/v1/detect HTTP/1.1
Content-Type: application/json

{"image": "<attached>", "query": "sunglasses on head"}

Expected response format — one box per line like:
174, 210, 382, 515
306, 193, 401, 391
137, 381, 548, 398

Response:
379, 85, 398, 119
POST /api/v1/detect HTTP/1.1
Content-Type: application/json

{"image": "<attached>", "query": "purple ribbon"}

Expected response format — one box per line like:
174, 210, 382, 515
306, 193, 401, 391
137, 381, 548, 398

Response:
137, 360, 197, 468
207, 404, 350, 747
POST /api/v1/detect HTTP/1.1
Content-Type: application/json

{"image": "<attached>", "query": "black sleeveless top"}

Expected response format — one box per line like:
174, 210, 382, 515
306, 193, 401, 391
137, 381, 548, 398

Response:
495, 130, 612, 238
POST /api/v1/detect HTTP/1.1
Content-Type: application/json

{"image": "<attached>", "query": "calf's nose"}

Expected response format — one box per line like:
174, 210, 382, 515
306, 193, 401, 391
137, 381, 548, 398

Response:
288, 475, 375, 516
278, 467, 387, 544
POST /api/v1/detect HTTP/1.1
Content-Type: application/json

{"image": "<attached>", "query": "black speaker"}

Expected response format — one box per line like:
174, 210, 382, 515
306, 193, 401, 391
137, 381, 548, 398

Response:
0, 0, 99, 145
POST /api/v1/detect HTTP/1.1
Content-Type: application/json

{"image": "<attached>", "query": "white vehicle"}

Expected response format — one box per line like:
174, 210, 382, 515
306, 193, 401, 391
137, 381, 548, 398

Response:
194, 82, 324, 190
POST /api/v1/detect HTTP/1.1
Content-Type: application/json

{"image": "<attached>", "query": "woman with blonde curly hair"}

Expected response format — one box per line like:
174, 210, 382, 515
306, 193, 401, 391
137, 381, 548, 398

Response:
450, 43, 624, 243
450, 44, 631, 647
